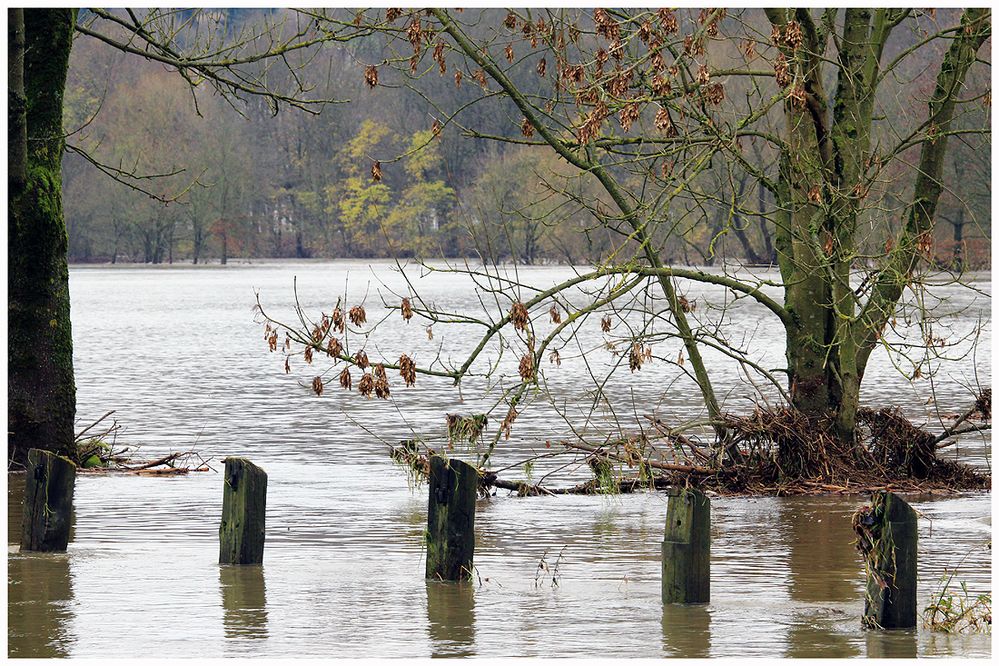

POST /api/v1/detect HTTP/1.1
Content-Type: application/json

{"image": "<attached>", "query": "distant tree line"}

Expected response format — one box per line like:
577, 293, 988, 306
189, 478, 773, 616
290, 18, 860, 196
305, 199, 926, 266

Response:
63, 9, 990, 268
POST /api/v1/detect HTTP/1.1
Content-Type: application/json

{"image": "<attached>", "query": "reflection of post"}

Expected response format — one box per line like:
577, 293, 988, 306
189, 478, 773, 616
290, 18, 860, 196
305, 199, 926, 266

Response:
661, 603, 711, 657
864, 629, 918, 658
219, 458, 268, 565
783, 498, 860, 601
220, 565, 268, 640
426, 456, 477, 581
781, 498, 861, 657
21, 449, 76, 552
662, 488, 710, 603
861, 492, 917, 630
425, 581, 476, 657
7, 553, 75, 657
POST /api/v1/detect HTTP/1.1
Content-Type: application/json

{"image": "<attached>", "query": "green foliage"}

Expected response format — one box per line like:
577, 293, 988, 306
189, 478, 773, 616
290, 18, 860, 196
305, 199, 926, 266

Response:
925, 580, 991, 634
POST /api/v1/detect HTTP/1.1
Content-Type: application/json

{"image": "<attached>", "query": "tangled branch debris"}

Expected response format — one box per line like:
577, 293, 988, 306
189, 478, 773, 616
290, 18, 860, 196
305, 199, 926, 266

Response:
390, 395, 989, 497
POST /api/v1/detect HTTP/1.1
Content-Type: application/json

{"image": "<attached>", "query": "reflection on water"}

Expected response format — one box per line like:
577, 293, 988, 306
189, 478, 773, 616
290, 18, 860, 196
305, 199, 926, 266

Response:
783, 498, 860, 603
661, 604, 711, 657
426, 582, 476, 657
865, 629, 918, 658
4, 263, 989, 658
7, 552, 75, 658
220, 566, 268, 640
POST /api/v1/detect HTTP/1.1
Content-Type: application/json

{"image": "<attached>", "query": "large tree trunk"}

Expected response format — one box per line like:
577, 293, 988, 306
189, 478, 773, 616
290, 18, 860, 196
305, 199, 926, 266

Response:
772, 8, 988, 451
8, 9, 78, 466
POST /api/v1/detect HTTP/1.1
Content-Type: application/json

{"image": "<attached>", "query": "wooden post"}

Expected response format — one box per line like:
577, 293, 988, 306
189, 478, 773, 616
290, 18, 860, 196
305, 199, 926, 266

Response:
661, 487, 710, 604
426, 456, 477, 581
20, 448, 76, 552
862, 491, 918, 629
219, 458, 267, 565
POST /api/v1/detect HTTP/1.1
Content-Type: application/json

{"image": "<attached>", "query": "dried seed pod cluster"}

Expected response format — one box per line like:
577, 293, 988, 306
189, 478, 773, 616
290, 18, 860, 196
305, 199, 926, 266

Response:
312, 376, 324, 396
629, 343, 643, 372
358, 372, 375, 397
354, 349, 369, 369
349, 305, 367, 327
510, 301, 530, 331
401, 297, 413, 321
399, 354, 417, 386
519, 353, 535, 381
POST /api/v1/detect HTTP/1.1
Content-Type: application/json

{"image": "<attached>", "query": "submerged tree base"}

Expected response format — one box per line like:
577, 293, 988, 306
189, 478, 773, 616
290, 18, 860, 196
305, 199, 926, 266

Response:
392, 398, 990, 497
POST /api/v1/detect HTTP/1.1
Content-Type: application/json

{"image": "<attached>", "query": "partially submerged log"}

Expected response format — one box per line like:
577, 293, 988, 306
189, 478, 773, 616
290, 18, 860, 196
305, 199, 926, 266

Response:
21, 449, 76, 552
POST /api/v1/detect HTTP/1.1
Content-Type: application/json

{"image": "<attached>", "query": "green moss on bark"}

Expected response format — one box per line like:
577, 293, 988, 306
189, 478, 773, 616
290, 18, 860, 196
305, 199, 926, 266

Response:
8, 9, 77, 466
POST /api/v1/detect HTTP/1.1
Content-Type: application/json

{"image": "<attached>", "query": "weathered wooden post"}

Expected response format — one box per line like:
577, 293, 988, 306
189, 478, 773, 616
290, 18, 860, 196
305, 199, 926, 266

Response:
426, 455, 477, 581
661, 487, 710, 604
858, 491, 918, 629
20, 449, 76, 552
219, 458, 267, 565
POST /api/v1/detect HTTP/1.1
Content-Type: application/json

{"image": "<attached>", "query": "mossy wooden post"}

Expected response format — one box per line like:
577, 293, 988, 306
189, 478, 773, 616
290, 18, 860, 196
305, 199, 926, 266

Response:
662, 487, 710, 604
863, 491, 918, 629
426, 456, 477, 581
219, 458, 267, 565
20, 448, 76, 552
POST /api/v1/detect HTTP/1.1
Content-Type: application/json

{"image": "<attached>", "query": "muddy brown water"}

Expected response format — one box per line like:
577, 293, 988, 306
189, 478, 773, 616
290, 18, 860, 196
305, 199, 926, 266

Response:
7, 261, 992, 657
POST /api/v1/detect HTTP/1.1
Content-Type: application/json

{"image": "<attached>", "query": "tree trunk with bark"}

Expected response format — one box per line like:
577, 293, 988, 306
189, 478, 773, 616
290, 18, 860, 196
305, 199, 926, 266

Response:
8, 8, 78, 466
769, 8, 989, 455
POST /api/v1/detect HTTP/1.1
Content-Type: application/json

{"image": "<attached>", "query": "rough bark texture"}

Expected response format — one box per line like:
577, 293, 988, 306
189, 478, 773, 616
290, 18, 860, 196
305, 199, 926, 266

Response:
768, 8, 989, 447
20, 448, 77, 552
8, 9, 78, 467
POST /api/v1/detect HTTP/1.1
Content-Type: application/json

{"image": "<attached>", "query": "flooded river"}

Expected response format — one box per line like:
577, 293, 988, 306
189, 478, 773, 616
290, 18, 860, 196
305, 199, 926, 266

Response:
7, 261, 992, 657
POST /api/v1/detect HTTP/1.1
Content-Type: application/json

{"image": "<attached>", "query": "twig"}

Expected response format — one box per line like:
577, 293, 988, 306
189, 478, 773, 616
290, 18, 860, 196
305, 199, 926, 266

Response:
74, 410, 116, 442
